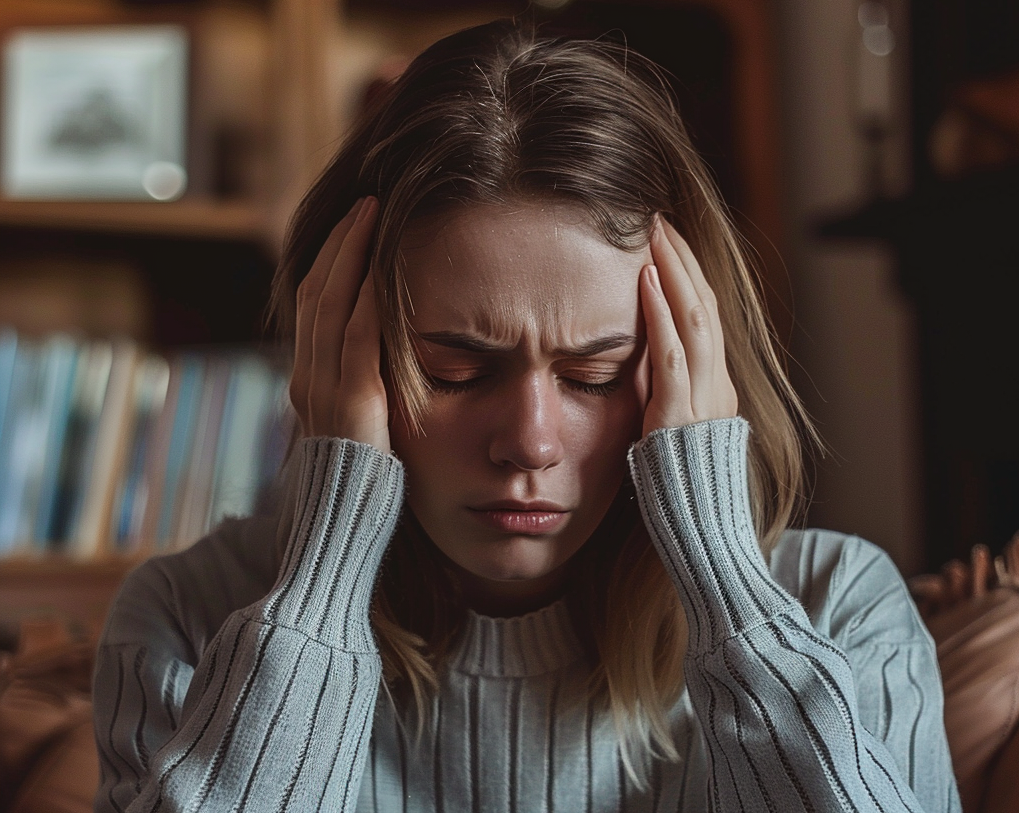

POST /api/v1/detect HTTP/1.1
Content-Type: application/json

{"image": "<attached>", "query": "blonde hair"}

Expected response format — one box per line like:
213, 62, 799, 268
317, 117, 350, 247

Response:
269, 20, 814, 777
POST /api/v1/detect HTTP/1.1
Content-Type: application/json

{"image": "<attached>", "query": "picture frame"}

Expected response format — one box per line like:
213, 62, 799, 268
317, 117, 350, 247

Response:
1, 25, 189, 201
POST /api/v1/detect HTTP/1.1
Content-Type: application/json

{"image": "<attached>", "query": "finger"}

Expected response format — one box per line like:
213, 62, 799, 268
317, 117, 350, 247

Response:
971, 544, 991, 597
659, 218, 736, 412
337, 273, 389, 451
659, 219, 722, 342
942, 560, 970, 604
650, 221, 715, 415
1007, 531, 1019, 578
908, 574, 946, 620
994, 556, 1009, 588
907, 574, 946, 601
292, 199, 364, 419
308, 197, 379, 432
305, 198, 366, 295
639, 263, 692, 433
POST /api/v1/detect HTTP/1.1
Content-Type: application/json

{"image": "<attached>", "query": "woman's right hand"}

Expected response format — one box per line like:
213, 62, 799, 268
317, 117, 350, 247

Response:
289, 197, 390, 453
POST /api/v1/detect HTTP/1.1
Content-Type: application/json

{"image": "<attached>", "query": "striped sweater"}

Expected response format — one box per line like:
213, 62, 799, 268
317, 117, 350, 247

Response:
92, 418, 961, 812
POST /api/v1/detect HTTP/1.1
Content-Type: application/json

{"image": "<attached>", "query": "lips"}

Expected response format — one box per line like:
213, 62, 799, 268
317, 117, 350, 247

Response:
473, 499, 567, 512
469, 500, 569, 535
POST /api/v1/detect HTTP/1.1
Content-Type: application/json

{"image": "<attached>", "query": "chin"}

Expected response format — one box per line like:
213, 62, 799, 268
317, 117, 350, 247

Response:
455, 537, 570, 583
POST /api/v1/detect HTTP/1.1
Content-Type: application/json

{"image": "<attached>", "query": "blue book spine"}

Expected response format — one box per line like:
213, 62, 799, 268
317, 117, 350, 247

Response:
0, 341, 46, 552
0, 328, 18, 443
113, 358, 169, 550
33, 337, 80, 546
156, 355, 204, 547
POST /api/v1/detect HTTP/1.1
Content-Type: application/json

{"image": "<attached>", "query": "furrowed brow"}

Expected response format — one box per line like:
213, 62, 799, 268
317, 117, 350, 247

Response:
417, 332, 503, 353
416, 331, 637, 357
562, 334, 638, 358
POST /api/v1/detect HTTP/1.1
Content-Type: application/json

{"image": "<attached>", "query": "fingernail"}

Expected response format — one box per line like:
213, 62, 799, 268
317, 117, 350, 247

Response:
647, 264, 660, 289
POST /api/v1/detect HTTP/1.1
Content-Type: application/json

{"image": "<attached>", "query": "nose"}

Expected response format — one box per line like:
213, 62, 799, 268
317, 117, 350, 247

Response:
488, 373, 566, 471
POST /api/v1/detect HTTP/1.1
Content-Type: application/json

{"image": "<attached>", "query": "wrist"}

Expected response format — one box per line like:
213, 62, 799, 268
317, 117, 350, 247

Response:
629, 418, 795, 651
260, 437, 404, 649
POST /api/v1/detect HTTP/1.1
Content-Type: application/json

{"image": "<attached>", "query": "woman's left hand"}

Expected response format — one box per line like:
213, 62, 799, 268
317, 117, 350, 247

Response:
639, 216, 738, 437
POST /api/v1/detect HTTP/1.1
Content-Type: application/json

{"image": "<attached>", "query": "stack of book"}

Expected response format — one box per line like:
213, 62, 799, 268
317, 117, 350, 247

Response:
0, 328, 293, 559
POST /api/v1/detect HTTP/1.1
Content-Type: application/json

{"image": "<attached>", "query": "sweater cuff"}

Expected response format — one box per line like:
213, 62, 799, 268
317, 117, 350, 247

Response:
628, 417, 796, 653
260, 437, 404, 650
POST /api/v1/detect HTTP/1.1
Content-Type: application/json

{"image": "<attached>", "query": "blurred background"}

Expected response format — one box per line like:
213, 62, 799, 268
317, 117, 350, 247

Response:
0, 0, 1017, 583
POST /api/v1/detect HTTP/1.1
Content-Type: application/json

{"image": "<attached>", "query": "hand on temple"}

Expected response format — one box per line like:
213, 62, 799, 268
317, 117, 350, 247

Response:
289, 197, 390, 453
639, 217, 739, 437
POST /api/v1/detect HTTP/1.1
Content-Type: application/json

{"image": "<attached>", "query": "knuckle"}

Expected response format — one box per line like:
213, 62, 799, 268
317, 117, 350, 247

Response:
343, 317, 372, 346
687, 304, 712, 336
316, 289, 344, 313
296, 278, 318, 306
662, 346, 686, 373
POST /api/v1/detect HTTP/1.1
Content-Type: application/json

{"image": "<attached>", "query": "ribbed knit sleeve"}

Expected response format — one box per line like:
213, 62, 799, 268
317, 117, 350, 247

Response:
628, 418, 960, 813
93, 437, 404, 813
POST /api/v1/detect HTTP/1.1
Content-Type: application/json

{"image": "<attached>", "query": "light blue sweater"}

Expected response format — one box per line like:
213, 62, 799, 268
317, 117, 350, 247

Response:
92, 418, 961, 811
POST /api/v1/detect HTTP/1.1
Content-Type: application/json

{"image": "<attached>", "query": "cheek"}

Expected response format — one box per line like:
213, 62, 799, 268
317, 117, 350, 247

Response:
389, 396, 482, 470
562, 393, 644, 483
592, 373, 646, 444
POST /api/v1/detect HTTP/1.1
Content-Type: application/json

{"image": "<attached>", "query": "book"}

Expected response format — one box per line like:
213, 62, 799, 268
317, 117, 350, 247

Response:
47, 341, 114, 551
171, 355, 231, 546
0, 336, 79, 551
111, 355, 170, 552
0, 328, 18, 446
207, 354, 276, 527
0, 328, 293, 558
134, 353, 188, 550
153, 354, 204, 548
73, 339, 142, 557
31, 335, 80, 546
0, 338, 43, 551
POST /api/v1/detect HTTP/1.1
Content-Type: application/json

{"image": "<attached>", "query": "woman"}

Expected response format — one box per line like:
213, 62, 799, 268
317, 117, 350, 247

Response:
93, 20, 959, 812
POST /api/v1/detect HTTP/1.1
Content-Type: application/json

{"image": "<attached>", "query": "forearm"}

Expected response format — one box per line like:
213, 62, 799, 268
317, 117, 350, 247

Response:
95, 437, 404, 813
628, 418, 944, 812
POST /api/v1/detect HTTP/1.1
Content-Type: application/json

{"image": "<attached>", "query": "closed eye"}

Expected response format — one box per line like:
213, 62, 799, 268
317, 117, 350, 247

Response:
428, 374, 620, 397
561, 377, 620, 397
428, 374, 487, 394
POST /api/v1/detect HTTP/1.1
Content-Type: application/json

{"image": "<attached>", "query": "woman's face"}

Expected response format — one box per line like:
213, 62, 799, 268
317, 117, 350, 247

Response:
391, 202, 652, 614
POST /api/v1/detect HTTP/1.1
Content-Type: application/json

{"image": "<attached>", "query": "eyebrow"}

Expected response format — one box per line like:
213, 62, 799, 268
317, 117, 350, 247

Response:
416, 331, 638, 357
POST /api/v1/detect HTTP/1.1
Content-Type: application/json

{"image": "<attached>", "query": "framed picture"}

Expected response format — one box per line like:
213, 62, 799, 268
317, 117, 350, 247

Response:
1, 25, 188, 201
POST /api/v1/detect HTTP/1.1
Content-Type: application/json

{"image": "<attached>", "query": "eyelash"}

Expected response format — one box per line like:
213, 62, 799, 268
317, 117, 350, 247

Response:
428, 376, 620, 397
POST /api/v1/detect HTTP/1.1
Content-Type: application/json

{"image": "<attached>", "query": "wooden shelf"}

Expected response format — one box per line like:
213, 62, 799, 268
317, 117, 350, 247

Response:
0, 554, 142, 579
0, 198, 269, 243
0, 555, 142, 636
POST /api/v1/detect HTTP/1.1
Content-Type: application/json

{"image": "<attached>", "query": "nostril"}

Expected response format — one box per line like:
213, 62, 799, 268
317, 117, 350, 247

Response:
487, 376, 566, 470
490, 435, 562, 471
489, 419, 564, 470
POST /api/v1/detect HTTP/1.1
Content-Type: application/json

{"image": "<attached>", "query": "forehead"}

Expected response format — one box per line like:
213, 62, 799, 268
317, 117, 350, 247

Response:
398, 203, 651, 343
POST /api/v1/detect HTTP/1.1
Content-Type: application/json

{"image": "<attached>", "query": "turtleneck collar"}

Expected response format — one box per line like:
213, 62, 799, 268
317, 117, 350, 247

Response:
448, 599, 588, 678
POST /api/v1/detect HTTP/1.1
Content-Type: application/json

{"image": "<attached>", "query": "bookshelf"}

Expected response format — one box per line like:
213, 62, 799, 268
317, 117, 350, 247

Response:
0, 199, 268, 243
0, 555, 139, 640
0, 0, 328, 628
